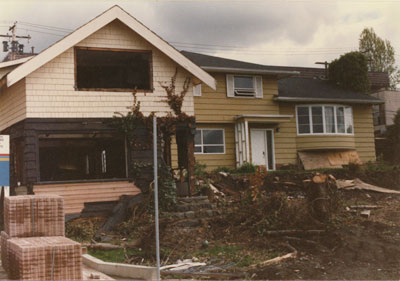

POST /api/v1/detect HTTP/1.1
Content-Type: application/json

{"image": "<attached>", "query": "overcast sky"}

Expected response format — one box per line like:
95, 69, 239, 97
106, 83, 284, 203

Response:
1, 0, 400, 69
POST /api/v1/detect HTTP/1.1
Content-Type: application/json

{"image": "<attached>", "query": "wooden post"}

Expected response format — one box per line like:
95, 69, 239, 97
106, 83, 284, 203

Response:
0, 186, 4, 228
163, 134, 172, 168
186, 125, 195, 196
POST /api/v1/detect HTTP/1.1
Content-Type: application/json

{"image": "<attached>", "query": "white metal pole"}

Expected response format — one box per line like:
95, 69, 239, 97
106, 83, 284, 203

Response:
153, 115, 161, 280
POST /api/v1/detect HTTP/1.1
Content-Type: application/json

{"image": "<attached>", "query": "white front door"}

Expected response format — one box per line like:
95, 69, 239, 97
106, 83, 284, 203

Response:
250, 129, 275, 170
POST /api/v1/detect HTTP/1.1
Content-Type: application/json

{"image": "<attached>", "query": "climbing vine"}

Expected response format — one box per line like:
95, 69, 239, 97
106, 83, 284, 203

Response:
110, 68, 196, 209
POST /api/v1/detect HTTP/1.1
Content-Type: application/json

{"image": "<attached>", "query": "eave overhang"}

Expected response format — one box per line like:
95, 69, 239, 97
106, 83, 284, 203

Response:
234, 114, 293, 124
274, 96, 384, 105
201, 66, 299, 78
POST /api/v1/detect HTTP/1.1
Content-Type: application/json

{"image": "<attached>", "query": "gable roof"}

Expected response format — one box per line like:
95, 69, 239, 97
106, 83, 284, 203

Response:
6, 6, 216, 89
277, 77, 383, 104
182, 51, 389, 91
181, 51, 299, 77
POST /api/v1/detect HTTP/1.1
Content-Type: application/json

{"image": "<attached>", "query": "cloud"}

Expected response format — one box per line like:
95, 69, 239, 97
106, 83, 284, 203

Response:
152, 1, 337, 47
0, 0, 399, 68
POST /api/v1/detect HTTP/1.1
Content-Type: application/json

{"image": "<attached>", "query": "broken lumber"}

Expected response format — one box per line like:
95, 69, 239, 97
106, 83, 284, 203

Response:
336, 178, 400, 194
161, 262, 206, 271
209, 183, 225, 197
248, 243, 297, 268
349, 205, 381, 210
82, 240, 141, 250
161, 271, 246, 279
95, 194, 142, 240
82, 243, 123, 250
264, 230, 325, 236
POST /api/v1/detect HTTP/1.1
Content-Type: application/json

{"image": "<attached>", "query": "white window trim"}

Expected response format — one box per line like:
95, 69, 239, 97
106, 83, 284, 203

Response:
296, 104, 355, 136
193, 83, 202, 97
195, 128, 226, 154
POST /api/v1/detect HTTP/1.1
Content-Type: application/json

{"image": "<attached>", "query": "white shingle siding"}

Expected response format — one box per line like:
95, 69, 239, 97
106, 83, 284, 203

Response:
25, 20, 195, 119
0, 79, 26, 131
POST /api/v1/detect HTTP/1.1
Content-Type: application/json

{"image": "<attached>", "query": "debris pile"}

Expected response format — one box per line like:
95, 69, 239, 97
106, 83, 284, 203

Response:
1, 195, 82, 280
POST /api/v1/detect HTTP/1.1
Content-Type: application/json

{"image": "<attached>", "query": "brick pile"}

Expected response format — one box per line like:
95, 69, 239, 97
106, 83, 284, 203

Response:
4, 195, 65, 237
8, 237, 82, 280
1, 195, 82, 280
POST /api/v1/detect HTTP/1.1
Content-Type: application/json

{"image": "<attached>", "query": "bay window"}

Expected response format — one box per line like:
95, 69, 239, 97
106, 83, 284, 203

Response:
296, 105, 353, 135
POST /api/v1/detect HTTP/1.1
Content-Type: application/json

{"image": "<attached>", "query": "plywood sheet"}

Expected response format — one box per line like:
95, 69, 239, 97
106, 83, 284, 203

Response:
298, 150, 361, 170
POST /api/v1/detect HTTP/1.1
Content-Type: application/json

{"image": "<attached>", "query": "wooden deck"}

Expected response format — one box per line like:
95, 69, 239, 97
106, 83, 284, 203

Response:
33, 181, 141, 214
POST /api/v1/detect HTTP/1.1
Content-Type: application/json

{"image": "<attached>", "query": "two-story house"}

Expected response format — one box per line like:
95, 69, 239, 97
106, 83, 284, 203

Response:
181, 51, 383, 171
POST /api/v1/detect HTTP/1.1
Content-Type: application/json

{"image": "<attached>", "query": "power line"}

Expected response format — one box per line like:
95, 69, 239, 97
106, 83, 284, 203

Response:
18, 21, 73, 32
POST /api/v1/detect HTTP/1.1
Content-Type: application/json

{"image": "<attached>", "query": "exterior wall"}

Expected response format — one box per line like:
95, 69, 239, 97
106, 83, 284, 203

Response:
195, 73, 279, 123
0, 79, 26, 131
194, 123, 236, 171
171, 123, 235, 171
25, 20, 195, 119
276, 103, 376, 164
373, 90, 400, 127
353, 105, 376, 162
33, 181, 141, 214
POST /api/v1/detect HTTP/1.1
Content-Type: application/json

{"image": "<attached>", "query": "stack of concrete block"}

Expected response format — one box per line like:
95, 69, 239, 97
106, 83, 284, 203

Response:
4, 195, 65, 237
1, 195, 82, 280
8, 237, 82, 280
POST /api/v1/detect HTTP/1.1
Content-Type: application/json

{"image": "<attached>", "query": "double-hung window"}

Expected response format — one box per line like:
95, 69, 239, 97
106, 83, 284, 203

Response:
226, 74, 263, 98
234, 76, 256, 97
296, 105, 354, 135
194, 129, 225, 154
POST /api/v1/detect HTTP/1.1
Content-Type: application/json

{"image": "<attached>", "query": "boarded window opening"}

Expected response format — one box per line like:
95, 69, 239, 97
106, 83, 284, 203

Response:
75, 48, 152, 90
39, 137, 126, 182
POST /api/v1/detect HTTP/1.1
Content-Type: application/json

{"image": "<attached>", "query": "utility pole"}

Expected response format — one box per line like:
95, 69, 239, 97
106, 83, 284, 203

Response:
0, 22, 31, 61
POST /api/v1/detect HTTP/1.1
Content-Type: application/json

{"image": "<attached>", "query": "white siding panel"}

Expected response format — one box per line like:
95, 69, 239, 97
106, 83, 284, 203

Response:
25, 20, 195, 118
0, 79, 26, 131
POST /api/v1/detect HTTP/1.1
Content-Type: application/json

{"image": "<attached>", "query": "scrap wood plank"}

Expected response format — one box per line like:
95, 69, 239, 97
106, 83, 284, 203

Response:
336, 178, 400, 194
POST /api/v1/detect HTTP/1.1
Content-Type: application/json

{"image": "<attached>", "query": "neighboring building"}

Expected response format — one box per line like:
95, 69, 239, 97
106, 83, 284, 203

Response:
0, 6, 215, 214
181, 51, 384, 171
372, 90, 400, 135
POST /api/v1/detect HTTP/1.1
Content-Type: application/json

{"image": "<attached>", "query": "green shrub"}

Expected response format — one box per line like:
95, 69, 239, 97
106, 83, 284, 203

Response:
194, 162, 207, 177
235, 162, 257, 174
212, 166, 235, 174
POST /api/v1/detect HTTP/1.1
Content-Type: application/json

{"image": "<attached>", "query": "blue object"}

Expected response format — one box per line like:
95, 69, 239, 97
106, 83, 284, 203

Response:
0, 160, 10, 186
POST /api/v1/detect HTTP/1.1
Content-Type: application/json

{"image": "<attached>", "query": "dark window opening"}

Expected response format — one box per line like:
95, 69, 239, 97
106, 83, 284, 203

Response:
39, 137, 126, 182
75, 48, 152, 90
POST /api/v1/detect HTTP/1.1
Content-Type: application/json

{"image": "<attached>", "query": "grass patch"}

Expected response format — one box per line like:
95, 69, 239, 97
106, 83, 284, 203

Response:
88, 248, 143, 263
193, 244, 271, 267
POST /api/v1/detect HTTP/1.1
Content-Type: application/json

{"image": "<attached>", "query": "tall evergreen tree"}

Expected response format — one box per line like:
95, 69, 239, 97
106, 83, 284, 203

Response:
359, 27, 400, 89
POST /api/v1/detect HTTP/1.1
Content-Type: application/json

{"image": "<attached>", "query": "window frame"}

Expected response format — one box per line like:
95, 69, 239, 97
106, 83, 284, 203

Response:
74, 47, 153, 92
233, 75, 256, 97
295, 104, 354, 136
194, 128, 226, 154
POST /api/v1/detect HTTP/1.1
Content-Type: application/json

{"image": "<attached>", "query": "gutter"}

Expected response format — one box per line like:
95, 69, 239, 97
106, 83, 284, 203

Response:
274, 96, 384, 105
200, 66, 299, 76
